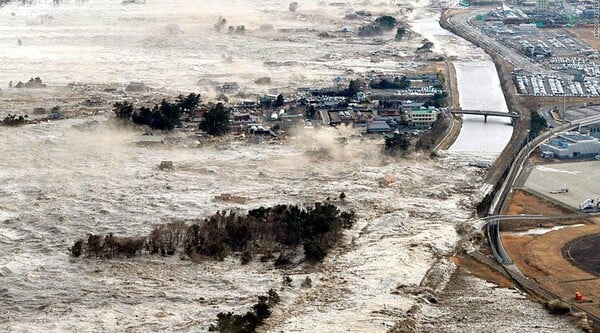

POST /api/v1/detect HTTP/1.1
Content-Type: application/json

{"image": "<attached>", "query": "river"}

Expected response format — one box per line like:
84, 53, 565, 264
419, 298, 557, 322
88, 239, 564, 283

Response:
410, 10, 514, 158
0, 2, 578, 332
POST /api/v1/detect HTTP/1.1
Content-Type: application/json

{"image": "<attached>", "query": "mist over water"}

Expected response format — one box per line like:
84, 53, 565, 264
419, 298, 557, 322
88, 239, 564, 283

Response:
0, 1, 577, 332
0, 118, 479, 331
0, 0, 416, 93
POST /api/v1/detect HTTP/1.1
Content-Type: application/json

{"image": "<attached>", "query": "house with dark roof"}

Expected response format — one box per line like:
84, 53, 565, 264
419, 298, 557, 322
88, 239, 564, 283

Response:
367, 121, 392, 133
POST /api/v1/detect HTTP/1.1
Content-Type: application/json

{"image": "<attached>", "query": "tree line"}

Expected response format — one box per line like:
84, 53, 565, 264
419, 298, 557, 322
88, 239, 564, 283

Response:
70, 202, 355, 265
530, 110, 548, 139
113, 93, 230, 135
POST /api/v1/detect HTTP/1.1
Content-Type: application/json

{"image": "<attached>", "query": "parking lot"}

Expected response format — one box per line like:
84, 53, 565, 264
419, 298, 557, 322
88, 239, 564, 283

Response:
523, 161, 600, 210
472, 13, 600, 97
513, 73, 600, 96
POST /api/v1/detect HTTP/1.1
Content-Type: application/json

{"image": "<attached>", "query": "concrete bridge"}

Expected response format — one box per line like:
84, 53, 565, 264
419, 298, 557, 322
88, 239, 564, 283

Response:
450, 109, 520, 122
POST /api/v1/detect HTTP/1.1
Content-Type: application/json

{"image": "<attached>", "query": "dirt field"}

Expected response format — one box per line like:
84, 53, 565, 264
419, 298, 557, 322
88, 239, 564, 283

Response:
502, 189, 572, 216
518, 95, 596, 112
502, 222, 600, 319
563, 233, 600, 277
499, 217, 590, 232
568, 28, 600, 52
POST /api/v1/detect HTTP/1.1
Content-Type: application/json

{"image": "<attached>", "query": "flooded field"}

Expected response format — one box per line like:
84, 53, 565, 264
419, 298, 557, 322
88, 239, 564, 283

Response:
0, 118, 478, 331
0, 119, 580, 332
0, 0, 422, 94
0, 0, 581, 332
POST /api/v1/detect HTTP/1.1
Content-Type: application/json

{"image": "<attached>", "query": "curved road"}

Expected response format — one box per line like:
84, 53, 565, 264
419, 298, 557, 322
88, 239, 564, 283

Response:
480, 114, 600, 330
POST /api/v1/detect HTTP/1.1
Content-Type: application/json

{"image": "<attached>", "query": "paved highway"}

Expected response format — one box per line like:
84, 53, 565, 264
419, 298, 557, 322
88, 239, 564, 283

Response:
445, 9, 600, 329
448, 11, 554, 76
489, 113, 600, 216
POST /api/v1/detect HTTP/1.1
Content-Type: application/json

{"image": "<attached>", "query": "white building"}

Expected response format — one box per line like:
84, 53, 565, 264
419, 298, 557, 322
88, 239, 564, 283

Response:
536, 0, 548, 13
580, 124, 600, 139
540, 132, 600, 158
407, 108, 439, 128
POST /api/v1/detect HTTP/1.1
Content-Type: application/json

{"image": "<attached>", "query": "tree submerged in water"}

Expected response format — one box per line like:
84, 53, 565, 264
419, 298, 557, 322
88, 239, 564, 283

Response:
384, 133, 410, 154
209, 289, 280, 333
2, 114, 28, 126
203, 102, 230, 136
113, 93, 202, 131
70, 202, 355, 265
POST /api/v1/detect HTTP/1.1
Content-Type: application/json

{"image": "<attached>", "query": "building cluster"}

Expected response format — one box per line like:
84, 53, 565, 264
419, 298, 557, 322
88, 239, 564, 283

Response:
482, 0, 595, 19
474, 4, 600, 97
190, 74, 445, 135
540, 129, 600, 159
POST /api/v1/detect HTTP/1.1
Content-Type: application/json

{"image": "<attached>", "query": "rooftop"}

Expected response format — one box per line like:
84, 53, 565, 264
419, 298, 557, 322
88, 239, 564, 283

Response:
558, 132, 596, 142
367, 121, 391, 131
409, 109, 437, 114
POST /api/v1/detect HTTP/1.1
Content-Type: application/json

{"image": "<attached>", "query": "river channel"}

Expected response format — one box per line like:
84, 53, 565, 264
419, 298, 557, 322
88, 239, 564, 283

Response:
410, 9, 514, 158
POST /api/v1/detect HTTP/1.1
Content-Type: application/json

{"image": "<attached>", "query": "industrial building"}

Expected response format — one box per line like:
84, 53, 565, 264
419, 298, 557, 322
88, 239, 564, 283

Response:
540, 131, 600, 158
580, 124, 600, 138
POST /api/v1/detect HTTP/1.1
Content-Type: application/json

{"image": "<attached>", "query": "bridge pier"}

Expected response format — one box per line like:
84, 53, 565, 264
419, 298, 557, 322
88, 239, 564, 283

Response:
484, 114, 487, 123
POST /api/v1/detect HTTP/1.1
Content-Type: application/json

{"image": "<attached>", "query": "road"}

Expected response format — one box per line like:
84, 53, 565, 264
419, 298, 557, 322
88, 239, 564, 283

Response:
539, 105, 560, 128
480, 114, 600, 330
450, 109, 519, 118
482, 210, 600, 331
448, 11, 553, 76
444, 8, 600, 330
539, 103, 600, 129
489, 113, 600, 215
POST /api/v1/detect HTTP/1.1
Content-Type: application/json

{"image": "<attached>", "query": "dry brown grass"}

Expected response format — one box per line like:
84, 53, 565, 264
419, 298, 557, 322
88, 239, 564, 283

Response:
500, 218, 590, 232
502, 189, 572, 216
502, 222, 600, 318
502, 234, 548, 277
517, 96, 594, 116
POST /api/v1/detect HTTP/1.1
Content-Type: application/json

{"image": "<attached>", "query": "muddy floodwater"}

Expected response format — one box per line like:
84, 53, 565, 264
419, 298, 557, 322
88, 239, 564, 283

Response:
0, 120, 579, 332
450, 61, 513, 155
0, 0, 581, 332
0, 119, 471, 331
0, 0, 420, 93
